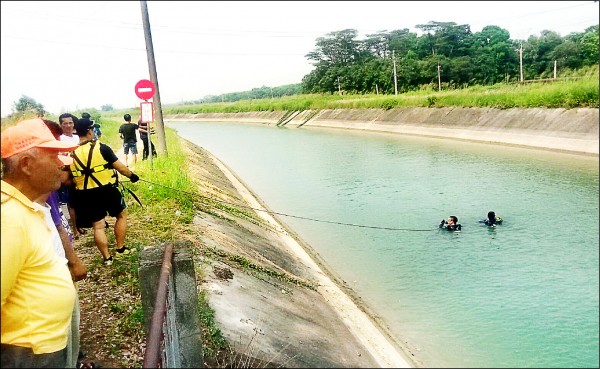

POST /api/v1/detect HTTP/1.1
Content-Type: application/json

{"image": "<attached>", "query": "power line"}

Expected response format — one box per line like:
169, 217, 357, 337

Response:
0, 3, 328, 38
470, 1, 594, 26
5, 1, 595, 40
0, 34, 307, 56
509, 1, 593, 21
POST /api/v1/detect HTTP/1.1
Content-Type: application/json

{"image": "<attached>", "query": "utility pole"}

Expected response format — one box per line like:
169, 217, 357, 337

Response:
437, 63, 441, 91
553, 60, 557, 79
519, 43, 524, 83
375, 84, 379, 95
337, 77, 342, 96
140, 0, 167, 156
392, 50, 398, 95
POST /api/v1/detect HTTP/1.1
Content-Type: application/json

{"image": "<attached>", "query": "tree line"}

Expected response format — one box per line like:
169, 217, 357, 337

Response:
192, 21, 597, 103
189, 84, 303, 104
301, 22, 599, 94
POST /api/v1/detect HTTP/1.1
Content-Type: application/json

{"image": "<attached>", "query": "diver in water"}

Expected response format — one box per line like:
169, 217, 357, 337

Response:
439, 215, 462, 231
480, 211, 503, 227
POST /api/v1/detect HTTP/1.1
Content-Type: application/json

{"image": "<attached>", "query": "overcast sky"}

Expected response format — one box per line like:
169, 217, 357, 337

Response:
1, 1, 598, 117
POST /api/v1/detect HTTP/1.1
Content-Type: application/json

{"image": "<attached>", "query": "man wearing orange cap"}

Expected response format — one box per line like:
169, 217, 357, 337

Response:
1, 118, 80, 367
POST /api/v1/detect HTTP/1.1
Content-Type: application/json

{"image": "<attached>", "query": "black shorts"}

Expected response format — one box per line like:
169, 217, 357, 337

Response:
73, 185, 126, 228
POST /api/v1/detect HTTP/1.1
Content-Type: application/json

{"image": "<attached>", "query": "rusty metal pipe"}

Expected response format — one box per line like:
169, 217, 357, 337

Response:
143, 243, 174, 368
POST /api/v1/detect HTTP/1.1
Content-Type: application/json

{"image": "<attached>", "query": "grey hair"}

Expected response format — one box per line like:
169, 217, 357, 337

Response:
1, 148, 42, 178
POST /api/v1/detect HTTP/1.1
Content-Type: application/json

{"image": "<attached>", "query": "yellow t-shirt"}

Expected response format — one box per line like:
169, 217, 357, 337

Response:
1, 180, 76, 354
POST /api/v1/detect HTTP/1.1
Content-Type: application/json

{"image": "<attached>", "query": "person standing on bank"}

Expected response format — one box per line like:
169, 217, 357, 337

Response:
70, 118, 140, 266
1, 118, 79, 368
118, 114, 138, 167
42, 119, 88, 368
137, 117, 156, 161
58, 113, 79, 145
58, 113, 84, 239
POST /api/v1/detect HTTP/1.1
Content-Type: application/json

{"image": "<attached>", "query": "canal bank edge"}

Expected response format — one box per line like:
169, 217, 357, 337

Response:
166, 107, 599, 156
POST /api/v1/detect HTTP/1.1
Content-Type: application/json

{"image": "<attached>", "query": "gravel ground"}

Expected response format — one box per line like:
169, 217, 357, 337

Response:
74, 226, 146, 368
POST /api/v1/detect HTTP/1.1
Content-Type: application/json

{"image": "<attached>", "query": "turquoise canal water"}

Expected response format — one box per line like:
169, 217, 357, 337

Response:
169, 121, 599, 368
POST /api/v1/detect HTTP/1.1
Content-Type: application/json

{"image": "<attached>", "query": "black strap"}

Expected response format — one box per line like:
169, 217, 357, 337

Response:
71, 152, 90, 186
120, 182, 143, 208
72, 141, 105, 189
84, 141, 100, 189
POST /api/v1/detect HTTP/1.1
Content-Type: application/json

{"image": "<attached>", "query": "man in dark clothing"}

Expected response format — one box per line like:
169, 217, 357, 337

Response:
137, 118, 157, 161
118, 114, 138, 167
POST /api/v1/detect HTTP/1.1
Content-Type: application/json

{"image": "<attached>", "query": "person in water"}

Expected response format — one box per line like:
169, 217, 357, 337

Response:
480, 211, 503, 226
440, 215, 462, 231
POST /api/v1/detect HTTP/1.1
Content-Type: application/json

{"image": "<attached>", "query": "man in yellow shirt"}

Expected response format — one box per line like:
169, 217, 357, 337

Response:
1, 118, 79, 367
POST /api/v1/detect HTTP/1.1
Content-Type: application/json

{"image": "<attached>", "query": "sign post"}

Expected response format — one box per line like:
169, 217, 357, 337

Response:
135, 79, 156, 169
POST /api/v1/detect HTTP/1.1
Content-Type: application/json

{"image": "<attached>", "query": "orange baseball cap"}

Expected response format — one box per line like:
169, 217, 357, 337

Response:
1, 118, 79, 164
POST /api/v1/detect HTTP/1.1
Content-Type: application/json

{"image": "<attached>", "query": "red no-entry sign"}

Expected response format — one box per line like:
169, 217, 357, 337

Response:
135, 79, 155, 100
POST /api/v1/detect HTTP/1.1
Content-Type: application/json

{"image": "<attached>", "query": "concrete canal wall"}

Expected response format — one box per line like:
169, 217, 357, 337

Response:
166, 107, 599, 155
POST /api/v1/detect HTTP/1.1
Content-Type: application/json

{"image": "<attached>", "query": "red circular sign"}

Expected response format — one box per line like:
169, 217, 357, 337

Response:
135, 79, 156, 100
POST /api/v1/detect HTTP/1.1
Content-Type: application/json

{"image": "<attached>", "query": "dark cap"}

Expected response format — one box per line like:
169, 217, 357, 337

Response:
74, 118, 100, 136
